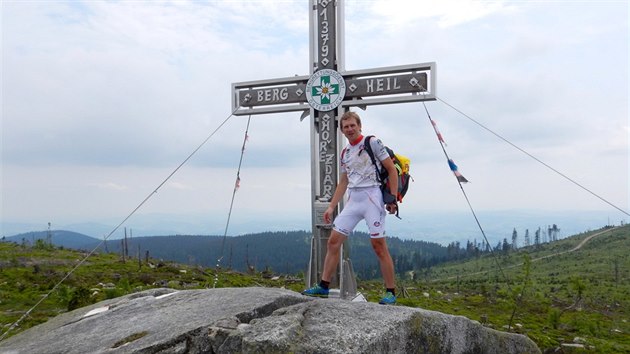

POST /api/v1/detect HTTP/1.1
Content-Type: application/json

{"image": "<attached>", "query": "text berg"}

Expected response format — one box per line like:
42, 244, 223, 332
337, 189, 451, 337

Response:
257, 88, 289, 102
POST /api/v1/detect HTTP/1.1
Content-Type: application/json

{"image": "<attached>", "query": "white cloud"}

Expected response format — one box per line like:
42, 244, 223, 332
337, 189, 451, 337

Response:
360, 0, 512, 29
88, 182, 128, 191
167, 182, 193, 191
2, 0, 628, 240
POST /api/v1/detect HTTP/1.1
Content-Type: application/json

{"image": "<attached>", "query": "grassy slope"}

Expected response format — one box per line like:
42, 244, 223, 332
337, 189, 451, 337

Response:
1, 225, 628, 352
381, 225, 629, 352
0, 242, 301, 340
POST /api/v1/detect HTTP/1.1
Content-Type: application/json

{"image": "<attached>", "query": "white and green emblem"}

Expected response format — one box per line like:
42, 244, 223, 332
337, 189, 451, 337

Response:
306, 69, 346, 111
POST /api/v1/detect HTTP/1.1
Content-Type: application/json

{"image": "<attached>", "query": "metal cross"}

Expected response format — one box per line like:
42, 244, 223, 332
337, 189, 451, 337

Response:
231, 0, 436, 299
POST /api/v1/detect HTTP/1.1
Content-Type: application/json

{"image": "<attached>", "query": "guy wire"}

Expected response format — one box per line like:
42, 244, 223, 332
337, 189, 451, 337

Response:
421, 102, 514, 296
0, 109, 238, 342
213, 114, 252, 288
437, 97, 629, 217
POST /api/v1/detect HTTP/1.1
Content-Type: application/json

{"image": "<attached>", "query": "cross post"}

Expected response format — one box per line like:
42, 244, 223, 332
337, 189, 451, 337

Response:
231, 0, 436, 299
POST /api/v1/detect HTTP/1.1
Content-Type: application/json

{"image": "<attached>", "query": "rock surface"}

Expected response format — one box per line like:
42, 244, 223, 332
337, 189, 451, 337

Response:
0, 287, 540, 353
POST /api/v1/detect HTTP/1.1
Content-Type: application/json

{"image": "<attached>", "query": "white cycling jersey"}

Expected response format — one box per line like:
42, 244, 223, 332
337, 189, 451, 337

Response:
340, 135, 390, 188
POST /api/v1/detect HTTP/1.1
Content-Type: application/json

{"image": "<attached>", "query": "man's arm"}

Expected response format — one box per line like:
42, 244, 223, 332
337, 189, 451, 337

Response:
323, 172, 348, 224
380, 157, 399, 214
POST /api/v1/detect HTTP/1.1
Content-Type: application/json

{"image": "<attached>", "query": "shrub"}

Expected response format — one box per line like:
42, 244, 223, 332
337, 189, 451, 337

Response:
67, 287, 92, 311
548, 308, 561, 329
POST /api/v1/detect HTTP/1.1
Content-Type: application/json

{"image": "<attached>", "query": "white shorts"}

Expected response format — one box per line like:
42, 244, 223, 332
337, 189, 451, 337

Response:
333, 186, 387, 238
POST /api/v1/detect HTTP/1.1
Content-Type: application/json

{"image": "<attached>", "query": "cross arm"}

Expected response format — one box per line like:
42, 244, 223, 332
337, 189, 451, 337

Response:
231, 62, 436, 116
232, 75, 311, 116
341, 62, 436, 108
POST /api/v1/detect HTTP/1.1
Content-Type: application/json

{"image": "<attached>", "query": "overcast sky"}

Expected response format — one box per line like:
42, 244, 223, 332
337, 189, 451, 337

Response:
2, 0, 628, 243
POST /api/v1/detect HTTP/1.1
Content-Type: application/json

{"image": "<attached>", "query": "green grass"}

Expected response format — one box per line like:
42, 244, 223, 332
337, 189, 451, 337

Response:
1, 225, 629, 353
377, 225, 630, 353
0, 242, 301, 340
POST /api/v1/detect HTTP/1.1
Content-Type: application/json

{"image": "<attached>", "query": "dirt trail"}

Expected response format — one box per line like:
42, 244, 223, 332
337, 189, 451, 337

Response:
531, 227, 614, 262
435, 226, 618, 281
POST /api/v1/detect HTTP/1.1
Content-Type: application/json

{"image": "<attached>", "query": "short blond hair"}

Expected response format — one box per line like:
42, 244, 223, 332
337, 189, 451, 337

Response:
340, 111, 361, 129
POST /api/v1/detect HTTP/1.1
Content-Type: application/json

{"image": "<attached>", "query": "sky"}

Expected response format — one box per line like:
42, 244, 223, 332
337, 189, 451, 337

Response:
2, 0, 628, 246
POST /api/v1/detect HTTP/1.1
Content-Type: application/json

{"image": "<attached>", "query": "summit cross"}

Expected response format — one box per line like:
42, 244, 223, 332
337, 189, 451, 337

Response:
230, 0, 436, 299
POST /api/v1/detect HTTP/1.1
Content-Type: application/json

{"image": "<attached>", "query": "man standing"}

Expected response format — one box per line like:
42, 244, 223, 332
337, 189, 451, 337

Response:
302, 111, 399, 304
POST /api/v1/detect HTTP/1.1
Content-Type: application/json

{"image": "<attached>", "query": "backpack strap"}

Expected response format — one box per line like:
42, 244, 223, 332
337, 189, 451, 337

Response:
363, 135, 384, 184
365, 135, 401, 219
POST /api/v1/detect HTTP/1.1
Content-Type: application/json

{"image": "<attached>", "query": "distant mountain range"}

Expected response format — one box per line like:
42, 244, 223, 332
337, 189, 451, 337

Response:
4, 230, 449, 278
5, 216, 625, 279
3, 209, 623, 247
6, 230, 100, 249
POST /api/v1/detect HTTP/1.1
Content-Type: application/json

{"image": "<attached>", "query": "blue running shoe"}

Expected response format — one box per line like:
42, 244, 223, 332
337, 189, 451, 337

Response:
379, 291, 396, 305
302, 284, 329, 298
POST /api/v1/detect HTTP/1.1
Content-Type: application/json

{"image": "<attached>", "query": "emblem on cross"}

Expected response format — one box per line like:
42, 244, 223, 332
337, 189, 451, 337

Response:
306, 69, 346, 111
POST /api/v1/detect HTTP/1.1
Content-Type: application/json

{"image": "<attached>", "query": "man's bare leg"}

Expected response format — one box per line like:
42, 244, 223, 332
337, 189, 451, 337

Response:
370, 237, 395, 289
321, 230, 347, 282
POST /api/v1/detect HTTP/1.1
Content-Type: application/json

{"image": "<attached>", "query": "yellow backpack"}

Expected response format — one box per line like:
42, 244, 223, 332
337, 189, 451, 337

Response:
364, 136, 412, 217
